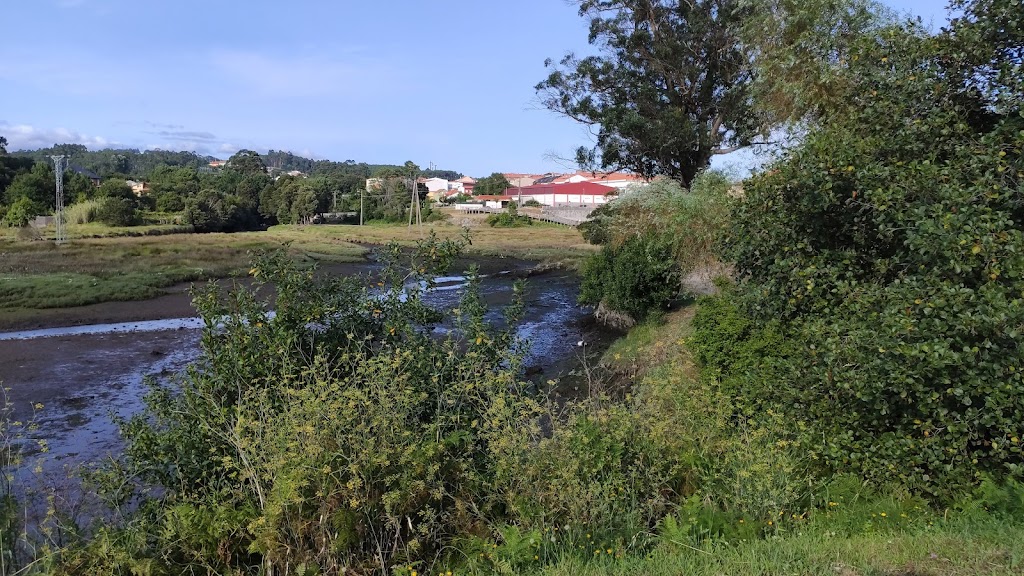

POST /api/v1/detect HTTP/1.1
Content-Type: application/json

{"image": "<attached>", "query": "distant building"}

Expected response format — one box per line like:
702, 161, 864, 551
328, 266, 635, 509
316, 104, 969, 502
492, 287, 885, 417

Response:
209, 160, 227, 169
546, 170, 649, 189
503, 181, 618, 207
125, 180, 150, 196
502, 173, 545, 188
69, 165, 101, 187
453, 176, 477, 195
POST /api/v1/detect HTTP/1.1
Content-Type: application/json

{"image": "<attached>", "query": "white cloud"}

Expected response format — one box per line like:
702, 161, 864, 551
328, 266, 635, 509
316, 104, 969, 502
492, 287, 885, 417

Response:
0, 121, 113, 150
210, 50, 388, 99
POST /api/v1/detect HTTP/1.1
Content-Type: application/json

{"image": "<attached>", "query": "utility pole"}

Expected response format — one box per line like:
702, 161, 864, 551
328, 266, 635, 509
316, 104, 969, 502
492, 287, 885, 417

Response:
408, 167, 423, 233
50, 155, 68, 245
360, 187, 364, 225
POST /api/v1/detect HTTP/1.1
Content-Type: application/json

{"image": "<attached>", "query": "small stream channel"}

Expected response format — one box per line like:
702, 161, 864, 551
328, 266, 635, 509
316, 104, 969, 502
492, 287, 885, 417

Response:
0, 261, 615, 492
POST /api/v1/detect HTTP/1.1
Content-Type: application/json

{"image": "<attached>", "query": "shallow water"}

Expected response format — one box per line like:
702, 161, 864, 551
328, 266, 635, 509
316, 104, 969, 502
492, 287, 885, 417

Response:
0, 267, 604, 490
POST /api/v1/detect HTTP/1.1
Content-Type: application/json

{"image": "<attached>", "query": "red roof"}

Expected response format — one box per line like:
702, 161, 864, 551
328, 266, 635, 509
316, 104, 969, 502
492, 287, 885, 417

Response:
473, 194, 514, 200
546, 170, 647, 185
504, 181, 619, 196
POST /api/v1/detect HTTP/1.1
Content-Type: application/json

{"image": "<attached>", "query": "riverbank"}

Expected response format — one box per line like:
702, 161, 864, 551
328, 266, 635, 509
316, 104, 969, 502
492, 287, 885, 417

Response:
0, 218, 595, 329
0, 258, 608, 488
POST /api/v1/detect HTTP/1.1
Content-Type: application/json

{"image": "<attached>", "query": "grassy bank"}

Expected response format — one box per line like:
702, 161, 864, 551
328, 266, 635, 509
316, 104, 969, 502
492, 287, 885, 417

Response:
526, 307, 1024, 576
0, 217, 592, 317
541, 519, 1024, 575
276, 214, 597, 264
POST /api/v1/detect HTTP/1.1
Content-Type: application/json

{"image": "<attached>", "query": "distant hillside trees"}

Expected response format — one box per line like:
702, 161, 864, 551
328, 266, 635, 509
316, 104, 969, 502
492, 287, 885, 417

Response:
0, 139, 462, 231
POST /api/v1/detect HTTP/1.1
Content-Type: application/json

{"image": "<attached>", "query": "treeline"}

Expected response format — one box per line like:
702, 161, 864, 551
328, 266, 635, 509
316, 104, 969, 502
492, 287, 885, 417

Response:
13, 143, 214, 179
0, 141, 461, 230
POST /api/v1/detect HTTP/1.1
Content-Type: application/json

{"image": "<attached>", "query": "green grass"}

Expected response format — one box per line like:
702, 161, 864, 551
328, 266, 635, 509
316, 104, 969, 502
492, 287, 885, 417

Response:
525, 305, 1024, 576
599, 307, 698, 383
0, 230, 367, 316
0, 217, 591, 317
537, 520, 1024, 575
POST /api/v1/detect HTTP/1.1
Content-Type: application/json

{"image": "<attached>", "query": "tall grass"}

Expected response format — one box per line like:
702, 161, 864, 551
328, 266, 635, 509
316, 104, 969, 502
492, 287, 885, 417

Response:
65, 200, 101, 225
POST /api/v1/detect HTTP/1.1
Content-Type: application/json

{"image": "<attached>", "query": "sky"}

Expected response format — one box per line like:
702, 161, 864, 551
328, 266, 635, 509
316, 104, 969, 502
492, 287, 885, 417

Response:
2, 0, 951, 177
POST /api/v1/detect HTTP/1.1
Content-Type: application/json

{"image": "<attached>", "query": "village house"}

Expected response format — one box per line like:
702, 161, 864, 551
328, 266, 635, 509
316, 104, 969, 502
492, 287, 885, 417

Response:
452, 176, 476, 195
70, 165, 101, 187
125, 180, 150, 196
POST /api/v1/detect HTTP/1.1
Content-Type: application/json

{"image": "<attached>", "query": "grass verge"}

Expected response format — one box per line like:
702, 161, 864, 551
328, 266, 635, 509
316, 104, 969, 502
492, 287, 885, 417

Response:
539, 519, 1024, 575
532, 305, 1024, 576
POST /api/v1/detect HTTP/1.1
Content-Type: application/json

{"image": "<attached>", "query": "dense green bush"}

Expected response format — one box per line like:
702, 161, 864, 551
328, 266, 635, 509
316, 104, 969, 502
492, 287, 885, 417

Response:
51, 236, 548, 574
93, 197, 139, 227
580, 234, 680, 320
714, 18, 1024, 495
184, 188, 259, 232
577, 175, 733, 319
486, 203, 532, 227
1, 197, 42, 228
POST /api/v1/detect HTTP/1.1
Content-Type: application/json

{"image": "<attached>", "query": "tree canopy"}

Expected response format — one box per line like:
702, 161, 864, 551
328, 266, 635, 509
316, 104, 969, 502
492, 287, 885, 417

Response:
538, 0, 895, 187
707, 1, 1024, 492
473, 172, 512, 196
537, 0, 761, 187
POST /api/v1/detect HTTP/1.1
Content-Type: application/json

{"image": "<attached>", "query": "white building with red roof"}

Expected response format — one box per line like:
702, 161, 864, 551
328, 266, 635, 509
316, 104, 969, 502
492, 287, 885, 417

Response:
503, 181, 618, 207
545, 170, 649, 189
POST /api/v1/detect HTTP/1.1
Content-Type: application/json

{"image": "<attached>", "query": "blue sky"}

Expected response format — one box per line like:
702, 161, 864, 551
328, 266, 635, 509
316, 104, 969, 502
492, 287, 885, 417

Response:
2, 0, 950, 177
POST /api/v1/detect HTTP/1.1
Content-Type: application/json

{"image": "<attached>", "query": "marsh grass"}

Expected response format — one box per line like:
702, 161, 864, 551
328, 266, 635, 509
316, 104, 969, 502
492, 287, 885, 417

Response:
274, 218, 597, 264
0, 219, 591, 315
0, 230, 367, 313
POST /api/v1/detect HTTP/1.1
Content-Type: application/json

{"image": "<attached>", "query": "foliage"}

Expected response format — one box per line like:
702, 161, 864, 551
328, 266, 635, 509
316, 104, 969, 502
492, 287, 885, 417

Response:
3, 163, 54, 211
226, 149, 268, 175
713, 10, 1024, 495
184, 188, 259, 232
95, 179, 135, 201
580, 174, 732, 271
537, 0, 763, 187
93, 197, 139, 227
580, 233, 679, 319
0, 154, 35, 202
1, 386, 43, 575
473, 172, 512, 197
66, 199, 101, 225
1, 196, 43, 228
51, 235, 549, 574
14, 145, 213, 179
741, 0, 897, 128
577, 174, 732, 318
486, 203, 532, 227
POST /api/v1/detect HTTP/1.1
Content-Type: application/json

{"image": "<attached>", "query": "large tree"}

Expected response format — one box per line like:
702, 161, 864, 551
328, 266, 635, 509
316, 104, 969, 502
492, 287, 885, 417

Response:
538, 0, 891, 187
537, 0, 762, 187
227, 149, 268, 175
473, 172, 512, 196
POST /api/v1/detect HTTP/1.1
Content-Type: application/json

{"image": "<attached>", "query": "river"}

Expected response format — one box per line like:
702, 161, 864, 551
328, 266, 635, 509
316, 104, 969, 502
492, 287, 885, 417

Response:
0, 260, 610, 492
